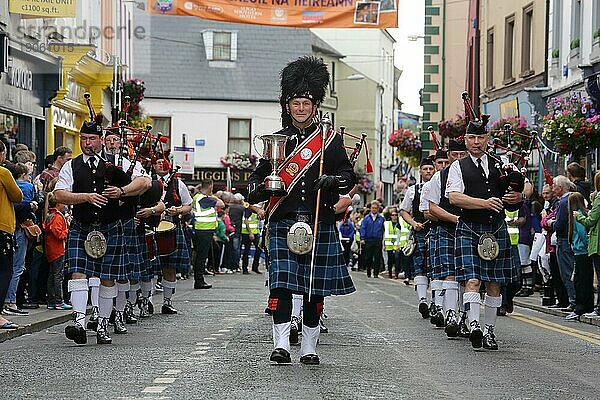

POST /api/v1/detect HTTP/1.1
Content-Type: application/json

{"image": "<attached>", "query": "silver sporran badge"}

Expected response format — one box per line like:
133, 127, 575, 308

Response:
84, 230, 107, 259
287, 222, 313, 255
402, 236, 416, 257
477, 233, 499, 261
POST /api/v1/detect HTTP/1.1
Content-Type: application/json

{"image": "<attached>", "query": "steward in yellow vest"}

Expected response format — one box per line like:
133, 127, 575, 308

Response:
241, 202, 264, 274
384, 211, 402, 278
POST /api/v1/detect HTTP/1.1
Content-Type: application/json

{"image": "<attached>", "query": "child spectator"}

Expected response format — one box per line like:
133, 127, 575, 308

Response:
43, 192, 72, 310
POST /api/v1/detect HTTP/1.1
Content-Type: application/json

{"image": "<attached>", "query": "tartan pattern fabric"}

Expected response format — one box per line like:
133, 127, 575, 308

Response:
140, 229, 161, 281
159, 223, 191, 274
432, 224, 456, 279
268, 220, 355, 297
122, 218, 143, 280
411, 230, 428, 276
67, 220, 127, 280
454, 219, 517, 283
427, 226, 439, 278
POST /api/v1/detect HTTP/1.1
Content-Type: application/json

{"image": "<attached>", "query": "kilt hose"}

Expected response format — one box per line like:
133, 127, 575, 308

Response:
431, 224, 456, 280
67, 220, 126, 280
159, 222, 191, 274
411, 230, 428, 276
454, 219, 517, 283
268, 219, 355, 297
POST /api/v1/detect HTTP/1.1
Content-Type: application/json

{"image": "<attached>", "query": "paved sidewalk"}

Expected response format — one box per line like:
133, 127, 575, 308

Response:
512, 294, 600, 327
0, 306, 73, 343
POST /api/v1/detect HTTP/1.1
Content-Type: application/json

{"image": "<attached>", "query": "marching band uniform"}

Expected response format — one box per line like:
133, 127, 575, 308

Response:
55, 119, 150, 345
400, 158, 434, 319
445, 119, 522, 350
248, 56, 356, 365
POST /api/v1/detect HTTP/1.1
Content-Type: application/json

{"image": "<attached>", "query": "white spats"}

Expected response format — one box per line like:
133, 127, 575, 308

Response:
300, 325, 320, 356
414, 275, 429, 302
272, 322, 291, 352
88, 277, 101, 308
463, 291, 481, 325
68, 278, 88, 326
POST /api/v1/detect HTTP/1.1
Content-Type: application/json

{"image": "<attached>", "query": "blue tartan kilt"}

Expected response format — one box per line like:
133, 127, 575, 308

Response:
411, 230, 428, 276
268, 220, 356, 297
67, 220, 127, 280
122, 219, 143, 280
432, 224, 456, 280
454, 219, 517, 283
140, 229, 161, 281
428, 226, 439, 278
159, 223, 190, 274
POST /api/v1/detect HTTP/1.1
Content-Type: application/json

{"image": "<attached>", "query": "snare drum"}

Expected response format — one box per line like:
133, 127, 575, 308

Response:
155, 220, 176, 256
145, 230, 156, 260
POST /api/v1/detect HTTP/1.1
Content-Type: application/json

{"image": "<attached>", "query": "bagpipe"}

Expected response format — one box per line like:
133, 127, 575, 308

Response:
341, 126, 373, 172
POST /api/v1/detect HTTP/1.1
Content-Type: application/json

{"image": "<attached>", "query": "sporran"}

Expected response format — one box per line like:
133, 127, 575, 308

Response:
477, 233, 500, 261
286, 222, 313, 255
84, 230, 107, 259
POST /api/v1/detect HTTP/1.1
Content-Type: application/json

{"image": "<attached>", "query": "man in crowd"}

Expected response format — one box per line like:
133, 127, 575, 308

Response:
360, 200, 385, 278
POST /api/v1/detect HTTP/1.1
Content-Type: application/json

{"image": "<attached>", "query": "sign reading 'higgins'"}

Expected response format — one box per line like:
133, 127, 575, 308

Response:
192, 168, 253, 184
147, 0, 399, 28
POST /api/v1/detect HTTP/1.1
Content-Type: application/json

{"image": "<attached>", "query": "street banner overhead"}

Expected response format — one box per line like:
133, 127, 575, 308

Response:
148, 0, 399, 28
9, 0, 77, 18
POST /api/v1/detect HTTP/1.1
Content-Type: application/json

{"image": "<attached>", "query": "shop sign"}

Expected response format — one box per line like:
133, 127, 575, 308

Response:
7, 66, 33, 91
9, 0, 77, 18
53, 107, 77, 131
192, 167, 252, 185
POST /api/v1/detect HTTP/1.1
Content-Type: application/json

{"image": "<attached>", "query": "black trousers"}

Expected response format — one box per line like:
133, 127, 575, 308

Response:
193, 230, 213, 281
0, 252, 14, 307
341, 240, 352, 266
574, 254, 595, 315
550, 252, 569, 306
363, 241, 383, 277
270, 288, 324, 327
387, 250, 400, 275
241, 233, 261, 272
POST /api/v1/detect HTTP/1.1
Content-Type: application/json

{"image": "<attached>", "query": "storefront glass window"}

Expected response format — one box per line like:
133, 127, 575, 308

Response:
0, 112, 19, 158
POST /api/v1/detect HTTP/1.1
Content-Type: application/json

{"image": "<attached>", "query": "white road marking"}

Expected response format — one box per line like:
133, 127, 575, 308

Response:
218, 329, 230, 332
154, 377, 178, 384
192, 350, 207, 355
141, 386, 167, 393
163, 369, 181, 375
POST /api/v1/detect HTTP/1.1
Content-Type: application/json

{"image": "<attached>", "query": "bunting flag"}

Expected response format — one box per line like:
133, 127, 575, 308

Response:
147, 0, 399, 28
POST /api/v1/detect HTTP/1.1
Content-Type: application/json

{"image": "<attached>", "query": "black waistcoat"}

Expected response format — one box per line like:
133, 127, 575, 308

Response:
105, 153, 136, 220
411, 183, 425, 223
438, 166, 461, 228
71, 155, 121, 224
459, 155, 504, 224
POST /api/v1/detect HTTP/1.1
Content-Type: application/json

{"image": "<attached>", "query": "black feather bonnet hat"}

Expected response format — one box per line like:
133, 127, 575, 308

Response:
280, 56, 330, 127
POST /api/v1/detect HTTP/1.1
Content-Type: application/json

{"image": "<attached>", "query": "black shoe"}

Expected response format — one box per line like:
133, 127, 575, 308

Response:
469, 321, 483, 349
515, 287, 534, 297
419, 302, 430, 319
113, 311, 128, 334
458, 312, 470, 338
204, 270, 215, 276
96, 318, 112, 344
290, 317, 299, 345
87, 306, 99, 331
444, 310, 459, 338
506, 298, 514, 314
108, 308, 116, 326
264, 307, 273, 315
497, 306, 507, 316
161, 299, 178, 315
65, 317, 87, 345
270, 348, 292, 364
124, 301, 138, 324
242, 270, 250, 275
147, 300, 154, 315
319, 317, 328, 334
194, 281, 212, 289
300, 354, 320, 365
482, 326, 498, 350
428, 302, 436, 320
139, 298, 151, 318
431, 307, 445, 328
252, 269, 261, 274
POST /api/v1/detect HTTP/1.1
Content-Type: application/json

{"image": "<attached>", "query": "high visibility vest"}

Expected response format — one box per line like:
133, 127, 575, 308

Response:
505, 210, 519, 246
193, 193, 217, 231
384, 221, 401, 250
399, 220, 411, 247
355, 220, 362, 242
241, 212, 260, 234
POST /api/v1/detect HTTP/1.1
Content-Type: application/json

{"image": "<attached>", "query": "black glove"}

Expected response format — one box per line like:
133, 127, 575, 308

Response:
247, 182, 268, 203
314, 175, 340, 192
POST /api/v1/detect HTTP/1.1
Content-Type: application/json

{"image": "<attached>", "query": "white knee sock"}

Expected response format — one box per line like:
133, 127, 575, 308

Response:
128, 282, 140, 304
484, 294, 502, 331
116, 282, 130, 312
442, 280, 459, 315
98, 284, 118, 319
458, 284, 465, 312
68, 279, 89, 327
141, 281, 153, 299
414, 275, 429, 302
88, 277, 101, 308
291, 294, 303, 319
162, 279, 176, 302
431, 280, 444, 307
463, 291, 481, 325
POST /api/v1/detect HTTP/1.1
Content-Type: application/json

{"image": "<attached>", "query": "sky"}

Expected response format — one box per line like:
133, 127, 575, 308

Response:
388, 0, 425, 116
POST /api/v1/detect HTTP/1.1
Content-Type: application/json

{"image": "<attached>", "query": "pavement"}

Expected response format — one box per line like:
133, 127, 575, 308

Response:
1, 271, 600, 399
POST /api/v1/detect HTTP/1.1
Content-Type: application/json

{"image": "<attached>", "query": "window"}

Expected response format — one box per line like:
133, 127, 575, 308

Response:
504, 15, 515, 83
330, 61, 336, 93
202, 30, 238, 62
594, 1, 600, 35
228, 119, 251, 154
150, 117, 172, 150
486, 28, 494, 88
571, 0, 582, 43
551, 0, 562, 57
213, 32, 231, 61
521, 5, 534, 75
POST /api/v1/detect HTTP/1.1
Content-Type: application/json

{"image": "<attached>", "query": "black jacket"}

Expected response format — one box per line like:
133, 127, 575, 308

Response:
247, 123, 356, 224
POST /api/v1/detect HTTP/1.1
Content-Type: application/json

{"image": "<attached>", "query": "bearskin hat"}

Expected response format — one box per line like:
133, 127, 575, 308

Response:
279, 56, 330, 128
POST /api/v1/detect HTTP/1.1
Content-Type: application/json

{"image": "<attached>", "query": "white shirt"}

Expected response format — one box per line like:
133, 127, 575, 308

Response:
425, 170, 442, 206
400, 185, 416, 213
55, 153, 146, 192
419, 180, 432, 212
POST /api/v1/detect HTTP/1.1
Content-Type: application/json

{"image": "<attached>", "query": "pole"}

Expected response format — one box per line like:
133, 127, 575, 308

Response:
308, 113, 331, 302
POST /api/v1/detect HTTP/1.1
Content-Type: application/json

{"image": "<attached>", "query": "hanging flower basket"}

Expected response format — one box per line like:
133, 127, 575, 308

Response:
489, 116, 530, 152
389, 128, 422, 160
542, 94, 600, 156
438, 114, 468, 138
220, 151, 258, 170
358, 175, 374, 194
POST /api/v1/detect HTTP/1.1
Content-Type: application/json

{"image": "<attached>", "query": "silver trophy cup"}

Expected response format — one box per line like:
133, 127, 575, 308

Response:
254, 133, 289, 196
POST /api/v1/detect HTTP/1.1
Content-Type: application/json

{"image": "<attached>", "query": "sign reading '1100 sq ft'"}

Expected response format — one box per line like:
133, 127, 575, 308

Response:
9, 0, 77, 18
